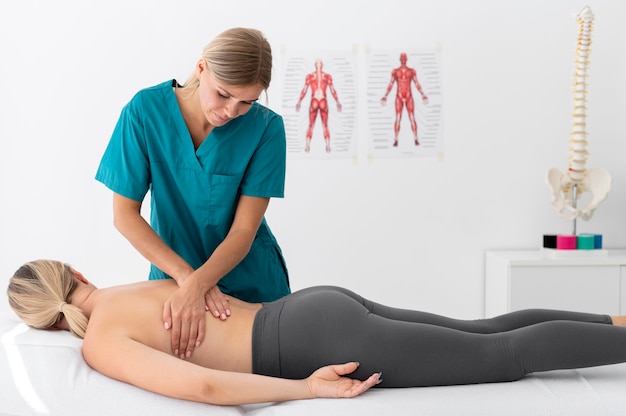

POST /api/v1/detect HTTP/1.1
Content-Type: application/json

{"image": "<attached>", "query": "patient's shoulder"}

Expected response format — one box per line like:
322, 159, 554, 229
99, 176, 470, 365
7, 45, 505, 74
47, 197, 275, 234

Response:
82, 281, 172, 349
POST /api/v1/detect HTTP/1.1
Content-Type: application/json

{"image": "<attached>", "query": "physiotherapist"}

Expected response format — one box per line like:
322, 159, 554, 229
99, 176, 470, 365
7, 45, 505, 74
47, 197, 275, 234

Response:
95, 27, 290, 359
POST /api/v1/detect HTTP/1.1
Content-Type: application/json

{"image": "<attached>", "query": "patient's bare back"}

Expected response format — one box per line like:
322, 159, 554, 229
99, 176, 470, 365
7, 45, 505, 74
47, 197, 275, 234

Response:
85, 279, 260, 372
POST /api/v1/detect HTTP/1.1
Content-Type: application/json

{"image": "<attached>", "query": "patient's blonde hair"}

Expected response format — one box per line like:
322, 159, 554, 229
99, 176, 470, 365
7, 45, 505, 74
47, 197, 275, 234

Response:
181, 27, 273, 92
7, 260, 88, 339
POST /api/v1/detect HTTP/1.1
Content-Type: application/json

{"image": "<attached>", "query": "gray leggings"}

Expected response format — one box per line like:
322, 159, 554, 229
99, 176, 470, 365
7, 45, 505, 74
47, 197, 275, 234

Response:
251, 286, 626, 387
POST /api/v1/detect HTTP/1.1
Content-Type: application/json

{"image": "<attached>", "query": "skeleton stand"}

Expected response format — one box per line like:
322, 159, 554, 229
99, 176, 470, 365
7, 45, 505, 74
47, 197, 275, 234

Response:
571, 184, 578, 235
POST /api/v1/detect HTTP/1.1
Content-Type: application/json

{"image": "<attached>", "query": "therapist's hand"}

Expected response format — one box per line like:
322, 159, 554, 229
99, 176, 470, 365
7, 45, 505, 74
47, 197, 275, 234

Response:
163, 281, 207, 359
205, 285, 231, 321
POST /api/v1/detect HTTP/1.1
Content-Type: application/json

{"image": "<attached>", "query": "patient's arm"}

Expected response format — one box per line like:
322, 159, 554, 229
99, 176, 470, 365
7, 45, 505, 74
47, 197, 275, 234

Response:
82, 327, 379, 405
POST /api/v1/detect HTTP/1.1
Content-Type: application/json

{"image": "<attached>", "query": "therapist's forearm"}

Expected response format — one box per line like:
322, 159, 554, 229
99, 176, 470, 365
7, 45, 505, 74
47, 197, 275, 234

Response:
114, 212, 194, 282
189, 228, 256, 292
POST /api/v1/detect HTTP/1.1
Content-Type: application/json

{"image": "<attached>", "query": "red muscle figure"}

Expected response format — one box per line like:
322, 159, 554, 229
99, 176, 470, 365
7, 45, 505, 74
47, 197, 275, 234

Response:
296, 59, 342, 153
381, 53, 428, 147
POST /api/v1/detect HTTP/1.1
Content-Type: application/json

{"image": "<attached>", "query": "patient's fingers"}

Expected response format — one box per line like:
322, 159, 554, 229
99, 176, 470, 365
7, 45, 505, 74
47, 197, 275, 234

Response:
308, 363, 382, 399
343, 372, 383, 397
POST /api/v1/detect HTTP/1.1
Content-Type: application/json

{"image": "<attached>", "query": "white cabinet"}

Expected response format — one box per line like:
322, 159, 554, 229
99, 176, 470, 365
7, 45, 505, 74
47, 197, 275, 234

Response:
485, 250, 626, 317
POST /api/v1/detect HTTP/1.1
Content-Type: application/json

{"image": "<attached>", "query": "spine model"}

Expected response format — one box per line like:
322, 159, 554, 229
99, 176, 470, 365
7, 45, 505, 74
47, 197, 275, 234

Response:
546, 5, 611, 222
568, 6, 593, 184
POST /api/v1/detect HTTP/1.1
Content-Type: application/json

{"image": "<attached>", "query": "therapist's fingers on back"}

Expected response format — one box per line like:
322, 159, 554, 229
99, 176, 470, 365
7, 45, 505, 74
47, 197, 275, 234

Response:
217, 291, 231, 317
170, 318, 181, 356
162, 302, 171, 329
162, 302, 179, 354
178, 320, 190, 359
184, 322, 199, 358
207, 288, 230, 319
181, 305, 205, 357
205, 293, 223, 318
195, 315, 206, 346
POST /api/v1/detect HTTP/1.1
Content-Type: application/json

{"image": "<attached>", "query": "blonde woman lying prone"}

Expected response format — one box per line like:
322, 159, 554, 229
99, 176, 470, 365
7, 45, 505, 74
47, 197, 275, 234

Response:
8, 260, 626, 406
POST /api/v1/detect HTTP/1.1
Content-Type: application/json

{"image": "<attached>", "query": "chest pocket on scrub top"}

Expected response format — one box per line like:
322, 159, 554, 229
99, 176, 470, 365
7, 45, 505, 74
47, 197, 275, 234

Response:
208, 173, 243, 227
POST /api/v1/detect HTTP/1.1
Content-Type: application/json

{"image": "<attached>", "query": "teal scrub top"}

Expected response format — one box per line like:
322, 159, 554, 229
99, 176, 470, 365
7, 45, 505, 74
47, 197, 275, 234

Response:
95, 80, 290, 302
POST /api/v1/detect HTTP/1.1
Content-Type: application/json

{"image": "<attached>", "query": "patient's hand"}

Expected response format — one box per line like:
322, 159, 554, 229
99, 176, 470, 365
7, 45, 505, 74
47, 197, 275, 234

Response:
306, 362, 382, 399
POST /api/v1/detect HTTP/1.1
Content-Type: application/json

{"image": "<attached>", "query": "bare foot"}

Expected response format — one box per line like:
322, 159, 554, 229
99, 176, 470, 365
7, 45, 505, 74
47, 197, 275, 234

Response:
611, 316, 626, 326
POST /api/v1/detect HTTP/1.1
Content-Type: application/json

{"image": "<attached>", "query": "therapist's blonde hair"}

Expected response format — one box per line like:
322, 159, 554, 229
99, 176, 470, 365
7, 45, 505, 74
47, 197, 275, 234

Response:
7, 260, 88, 339
182, 27, 273, 91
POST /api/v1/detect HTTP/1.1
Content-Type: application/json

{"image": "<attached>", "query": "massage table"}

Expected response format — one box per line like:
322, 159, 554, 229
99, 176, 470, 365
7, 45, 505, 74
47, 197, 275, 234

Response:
3, 309, 626, 416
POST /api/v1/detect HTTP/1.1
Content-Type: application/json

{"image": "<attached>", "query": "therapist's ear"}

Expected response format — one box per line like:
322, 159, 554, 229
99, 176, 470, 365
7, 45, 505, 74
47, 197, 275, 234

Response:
196, 58, 207, 79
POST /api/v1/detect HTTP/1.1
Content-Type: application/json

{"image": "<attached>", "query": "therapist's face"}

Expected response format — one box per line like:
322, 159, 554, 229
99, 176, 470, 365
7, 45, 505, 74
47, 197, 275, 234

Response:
196, 60, 263, 127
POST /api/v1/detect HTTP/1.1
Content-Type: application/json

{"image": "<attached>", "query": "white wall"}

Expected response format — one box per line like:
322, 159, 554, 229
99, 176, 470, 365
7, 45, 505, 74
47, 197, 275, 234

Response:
1, 0, 625, 318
